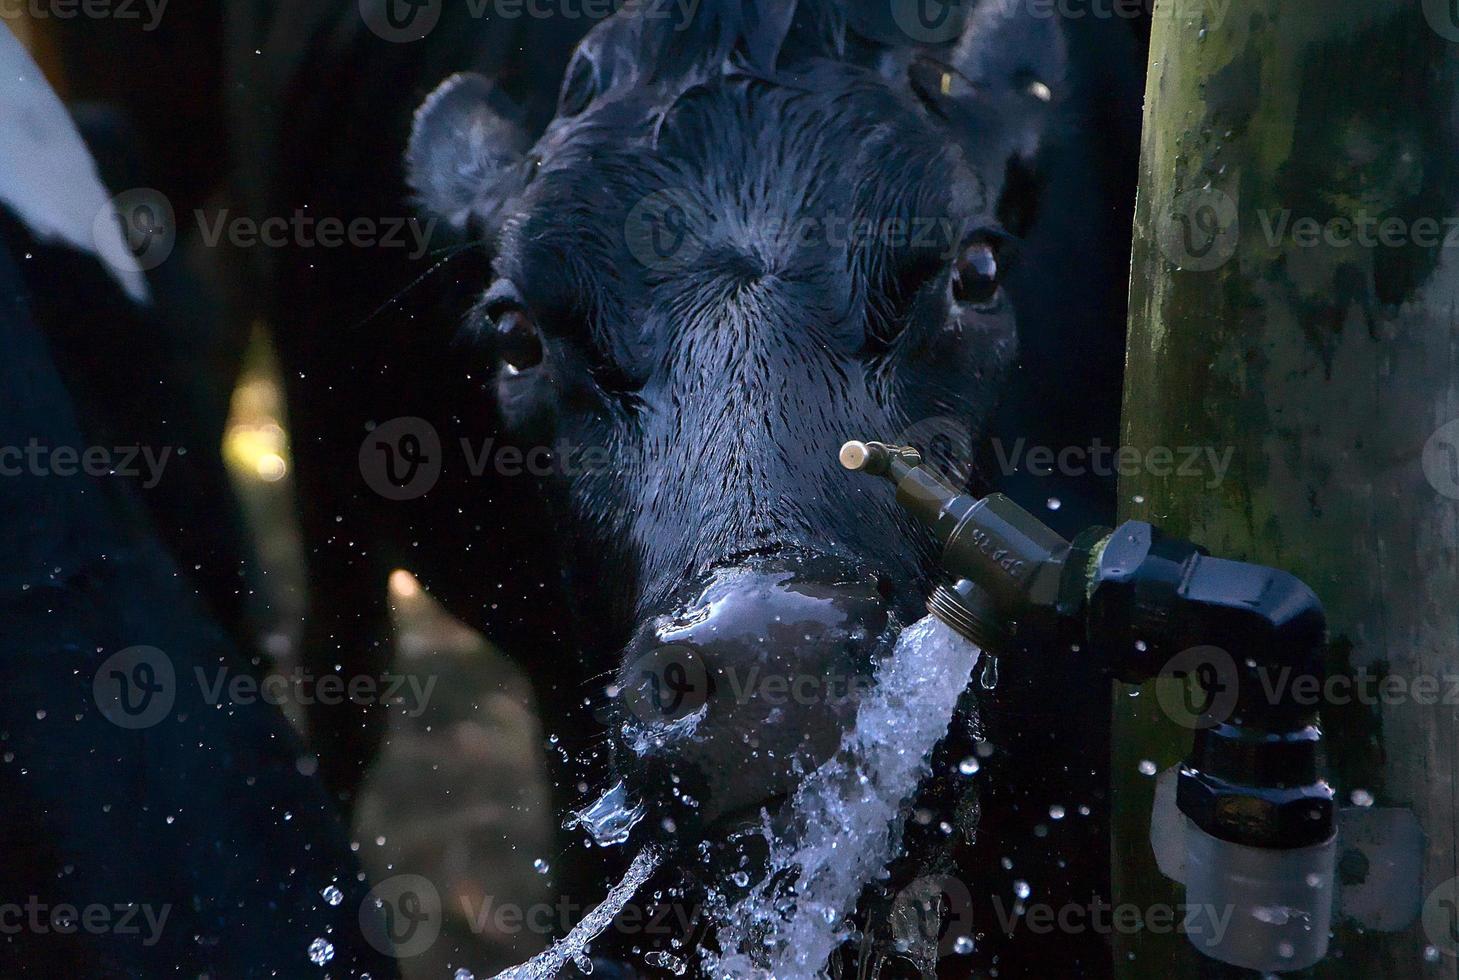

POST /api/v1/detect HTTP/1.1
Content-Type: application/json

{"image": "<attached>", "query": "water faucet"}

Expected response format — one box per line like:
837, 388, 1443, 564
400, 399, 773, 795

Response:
841, 440, 1337, 973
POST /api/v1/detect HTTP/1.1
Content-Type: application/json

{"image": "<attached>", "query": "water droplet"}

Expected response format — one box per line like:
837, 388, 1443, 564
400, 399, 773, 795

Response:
1425, 945, 1442, 963
1138, 760, 1158, 776
953, 935, 975, 955
646, 952, 688, 975
1013, 880, 1031, 900
1046, 497, 1062, 512
1049, 805, 1065, 820
1252, 905, 1291, 925
979, 656, 1000, 691
958, 756, 980, 776
321, 885, 343, 906
454, 970, 475, 980
573, 953, 594, 974
307, 938, 334, 966
1350, 788, 1374, 807
533, 858, 550, 875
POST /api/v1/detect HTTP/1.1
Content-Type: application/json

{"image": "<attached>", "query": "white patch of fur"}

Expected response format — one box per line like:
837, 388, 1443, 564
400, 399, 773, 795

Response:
0, 26, 148, 303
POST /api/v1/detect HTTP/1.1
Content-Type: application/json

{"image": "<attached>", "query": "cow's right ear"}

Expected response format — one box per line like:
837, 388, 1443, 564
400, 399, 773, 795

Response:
407, 73, 531, 235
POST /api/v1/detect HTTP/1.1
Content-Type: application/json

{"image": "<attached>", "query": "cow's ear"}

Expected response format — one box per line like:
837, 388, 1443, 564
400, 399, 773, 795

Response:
407, 73, 531, 234
907, 0, 1066, 199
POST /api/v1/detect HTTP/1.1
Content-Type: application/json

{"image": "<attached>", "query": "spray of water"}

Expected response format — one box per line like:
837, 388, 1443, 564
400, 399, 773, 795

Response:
485, 615, 978, 980
488, 847, 660, 980
706, 614, 982, 978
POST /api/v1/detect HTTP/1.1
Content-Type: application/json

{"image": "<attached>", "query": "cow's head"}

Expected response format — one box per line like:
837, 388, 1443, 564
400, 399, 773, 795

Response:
407, 0, 1064, 852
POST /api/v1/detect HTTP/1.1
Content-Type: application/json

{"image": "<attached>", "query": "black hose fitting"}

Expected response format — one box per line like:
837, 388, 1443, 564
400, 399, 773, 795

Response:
840, 440, 1335, 851
1085, 522, 1333, 849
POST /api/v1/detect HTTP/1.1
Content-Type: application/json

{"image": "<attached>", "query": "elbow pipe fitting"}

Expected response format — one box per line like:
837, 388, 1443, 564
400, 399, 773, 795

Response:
1085, 520, 1333, 850
841, 441, 1337, 970
842, 443, 1337, 968
841, 439, 1335, 849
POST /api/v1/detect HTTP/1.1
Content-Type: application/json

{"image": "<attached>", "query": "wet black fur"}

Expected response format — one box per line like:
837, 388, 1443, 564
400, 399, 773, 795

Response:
222, 1, 1147, 974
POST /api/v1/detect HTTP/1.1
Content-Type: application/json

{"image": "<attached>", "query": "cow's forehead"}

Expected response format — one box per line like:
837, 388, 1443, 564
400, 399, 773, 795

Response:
504, 76, 988, 278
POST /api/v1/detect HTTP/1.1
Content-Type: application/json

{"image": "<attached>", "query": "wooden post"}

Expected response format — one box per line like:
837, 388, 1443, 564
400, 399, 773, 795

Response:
1116, 0, 1459, 976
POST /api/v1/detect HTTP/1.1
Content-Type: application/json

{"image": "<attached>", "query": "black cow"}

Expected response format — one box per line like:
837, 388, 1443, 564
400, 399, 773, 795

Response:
226, 1, 1146, 975
0, 30, 393, 976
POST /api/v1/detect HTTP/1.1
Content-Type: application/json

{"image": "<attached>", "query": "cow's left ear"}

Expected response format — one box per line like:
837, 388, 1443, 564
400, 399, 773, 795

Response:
407, 73, 531, 235
906, 0, 1067, 208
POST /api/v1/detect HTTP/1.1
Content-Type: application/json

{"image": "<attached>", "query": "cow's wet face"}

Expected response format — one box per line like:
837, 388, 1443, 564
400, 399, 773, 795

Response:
408, 1, 1064, 852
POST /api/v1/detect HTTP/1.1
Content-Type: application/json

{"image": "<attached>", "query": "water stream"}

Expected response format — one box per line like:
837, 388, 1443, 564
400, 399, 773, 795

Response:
705, 614, 981, 978
488, 847, 661, 980
485, 614, 980, 979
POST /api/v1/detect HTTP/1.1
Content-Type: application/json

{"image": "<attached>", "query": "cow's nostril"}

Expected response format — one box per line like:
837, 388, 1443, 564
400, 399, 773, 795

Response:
612, 561, 897, 827
720, 544, 786, 565
619, 642, 715, 733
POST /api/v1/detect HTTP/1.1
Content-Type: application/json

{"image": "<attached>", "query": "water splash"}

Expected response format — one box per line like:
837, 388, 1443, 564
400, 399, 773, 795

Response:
567, 780, 645, 847
707, 615, 982, 978
489, 848, 660, 980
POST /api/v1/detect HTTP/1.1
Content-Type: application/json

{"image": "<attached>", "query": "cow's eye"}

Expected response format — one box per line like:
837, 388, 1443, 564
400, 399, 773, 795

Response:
952, 239, 1001, 307
494, 306, 544, 373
